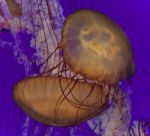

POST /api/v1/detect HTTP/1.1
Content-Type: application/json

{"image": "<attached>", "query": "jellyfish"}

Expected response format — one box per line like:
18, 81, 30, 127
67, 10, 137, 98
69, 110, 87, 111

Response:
13, 9, 135, 130
59, 10, 135, 85
14, 76, 107, 126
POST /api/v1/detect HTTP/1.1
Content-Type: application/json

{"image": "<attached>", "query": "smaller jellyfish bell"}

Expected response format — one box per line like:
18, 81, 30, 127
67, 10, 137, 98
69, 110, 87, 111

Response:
13, 76, 107, 126
59, 10, 135, 85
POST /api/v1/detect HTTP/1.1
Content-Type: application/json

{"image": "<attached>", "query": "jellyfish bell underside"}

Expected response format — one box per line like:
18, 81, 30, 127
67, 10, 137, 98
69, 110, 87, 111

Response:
59, 10, 135, 85
13, 76, 107, 126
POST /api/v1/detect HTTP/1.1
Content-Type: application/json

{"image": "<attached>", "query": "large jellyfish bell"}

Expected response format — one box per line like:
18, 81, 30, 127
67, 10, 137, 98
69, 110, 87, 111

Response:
59, 9, 135, 85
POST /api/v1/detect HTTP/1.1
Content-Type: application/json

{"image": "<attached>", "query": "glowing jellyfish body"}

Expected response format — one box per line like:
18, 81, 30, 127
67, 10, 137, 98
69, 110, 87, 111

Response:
59, 10, 135, 85
13, 76, 107, 126
13, 9, 136, 129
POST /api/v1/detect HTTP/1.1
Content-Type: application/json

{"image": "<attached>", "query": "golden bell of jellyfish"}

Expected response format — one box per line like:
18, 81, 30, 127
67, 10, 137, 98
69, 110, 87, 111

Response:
13, 76, 107, 126
59, 10, 135, 85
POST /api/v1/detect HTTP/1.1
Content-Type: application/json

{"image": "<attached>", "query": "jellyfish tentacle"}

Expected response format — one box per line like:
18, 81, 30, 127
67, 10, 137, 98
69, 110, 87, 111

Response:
36, 0, 50, 73
75, 83, 95, 121
54, 73, 78, 124
43, 59, 63, 75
